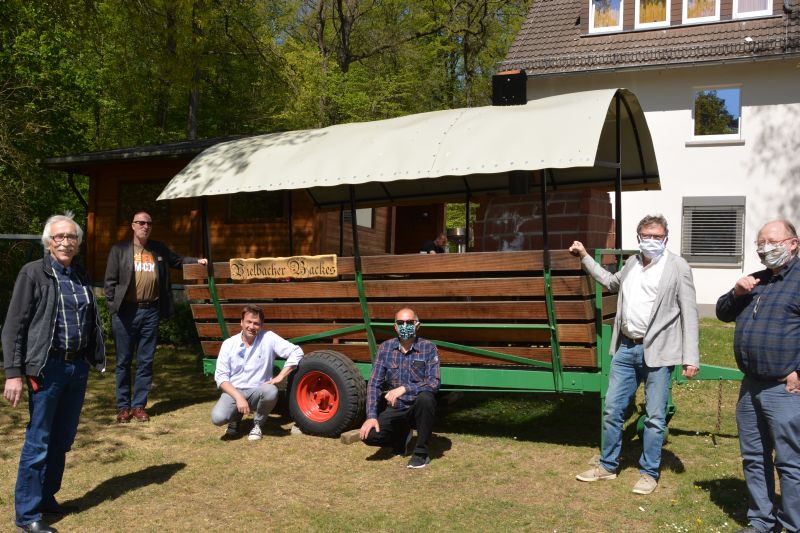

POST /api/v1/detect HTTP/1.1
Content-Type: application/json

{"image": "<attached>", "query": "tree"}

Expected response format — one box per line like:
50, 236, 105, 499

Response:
694, 90, 738, 136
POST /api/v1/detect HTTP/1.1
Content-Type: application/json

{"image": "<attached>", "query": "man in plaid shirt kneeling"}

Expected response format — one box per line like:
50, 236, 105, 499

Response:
341, 307, 440, 469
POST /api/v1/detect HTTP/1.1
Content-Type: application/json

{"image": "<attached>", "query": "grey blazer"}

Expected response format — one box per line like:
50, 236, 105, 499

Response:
581, 251, 700, 368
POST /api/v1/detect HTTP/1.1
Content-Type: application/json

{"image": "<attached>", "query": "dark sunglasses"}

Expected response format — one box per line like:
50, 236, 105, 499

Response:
395, 320, 417, 326
133, 220, 153, 226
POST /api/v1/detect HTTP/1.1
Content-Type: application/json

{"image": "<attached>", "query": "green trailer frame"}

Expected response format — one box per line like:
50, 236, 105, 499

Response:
164, 88, 743, 440
198, 246, 743, 444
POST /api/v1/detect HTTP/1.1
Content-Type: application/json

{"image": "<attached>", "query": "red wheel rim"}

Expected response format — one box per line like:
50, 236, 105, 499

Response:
295, 371, 340, 422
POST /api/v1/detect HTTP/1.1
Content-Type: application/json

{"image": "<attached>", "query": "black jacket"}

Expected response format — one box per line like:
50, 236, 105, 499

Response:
2, 255, 106, 379
103, 239, 199, 319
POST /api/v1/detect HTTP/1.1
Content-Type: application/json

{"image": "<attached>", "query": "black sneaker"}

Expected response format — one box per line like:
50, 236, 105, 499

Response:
221, 419, 240, 440
407, 454, 430, 469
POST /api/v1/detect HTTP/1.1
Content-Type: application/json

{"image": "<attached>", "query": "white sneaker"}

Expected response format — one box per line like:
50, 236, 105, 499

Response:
632, 474, 658, 495
575, 465, 617, 482
248, 424, 263, 441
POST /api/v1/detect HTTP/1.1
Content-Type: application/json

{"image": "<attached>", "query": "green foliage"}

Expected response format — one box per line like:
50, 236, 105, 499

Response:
95, 296, 199, 348
158, 301, 200, 347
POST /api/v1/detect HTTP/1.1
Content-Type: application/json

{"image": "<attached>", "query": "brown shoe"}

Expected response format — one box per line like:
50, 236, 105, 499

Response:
131, 407, 150, 422
116, 408, 131, 424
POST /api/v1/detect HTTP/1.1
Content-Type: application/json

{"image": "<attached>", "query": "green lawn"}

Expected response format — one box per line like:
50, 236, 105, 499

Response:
0, 320, 750, 532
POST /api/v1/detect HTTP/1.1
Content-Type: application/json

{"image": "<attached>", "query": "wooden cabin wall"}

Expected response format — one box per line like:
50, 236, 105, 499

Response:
317, 207, 394, 255
87, 161, 394, 283
88, 159, 199, 282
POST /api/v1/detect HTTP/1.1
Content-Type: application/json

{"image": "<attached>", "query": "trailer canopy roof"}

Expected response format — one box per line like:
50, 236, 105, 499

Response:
157, 88, 659, 207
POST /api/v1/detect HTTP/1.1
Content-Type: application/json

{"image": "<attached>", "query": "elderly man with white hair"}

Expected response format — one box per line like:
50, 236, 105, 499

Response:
2, 212, 106, 533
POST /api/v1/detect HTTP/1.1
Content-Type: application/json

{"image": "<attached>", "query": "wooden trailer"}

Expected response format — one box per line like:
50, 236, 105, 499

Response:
162, 88, 743, 439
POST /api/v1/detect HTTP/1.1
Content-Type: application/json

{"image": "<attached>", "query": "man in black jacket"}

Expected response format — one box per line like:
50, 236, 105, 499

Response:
3, 212, 106, 533
104, 210, 206, 423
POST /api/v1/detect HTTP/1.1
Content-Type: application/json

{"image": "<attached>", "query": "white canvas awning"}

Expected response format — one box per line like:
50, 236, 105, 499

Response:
157, 88, 659, 207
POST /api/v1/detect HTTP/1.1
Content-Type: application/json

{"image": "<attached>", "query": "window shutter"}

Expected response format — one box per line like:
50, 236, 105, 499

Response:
681, 197, 745, 266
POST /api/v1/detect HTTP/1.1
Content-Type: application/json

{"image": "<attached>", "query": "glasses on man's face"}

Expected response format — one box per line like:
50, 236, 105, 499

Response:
395, 320, 417, 326
755, 237, 795, 248
52, 233, 79, 244
133, 220, 153, 227
638, 233, 666, 241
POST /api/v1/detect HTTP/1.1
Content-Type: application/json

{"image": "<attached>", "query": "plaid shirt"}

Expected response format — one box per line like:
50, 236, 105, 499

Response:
716, 256, 800, 379
366, 337, 440, 419
50, 255, 92, 352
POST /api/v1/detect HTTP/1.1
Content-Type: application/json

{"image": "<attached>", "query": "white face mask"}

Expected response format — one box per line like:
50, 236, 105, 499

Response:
639, 238, 666, 259
757, 242, 792, 269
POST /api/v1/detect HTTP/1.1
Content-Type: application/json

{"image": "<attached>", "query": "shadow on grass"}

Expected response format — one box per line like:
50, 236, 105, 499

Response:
669, 427, 739, 440
57, 463, 186, 517
694, 477, 749, 527
436, 392, 599, 447
364, 434, 452, 461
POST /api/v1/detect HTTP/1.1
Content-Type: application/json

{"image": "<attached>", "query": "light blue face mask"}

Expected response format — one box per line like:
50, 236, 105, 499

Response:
638, 238, 666, 259
397, 322, 416, 341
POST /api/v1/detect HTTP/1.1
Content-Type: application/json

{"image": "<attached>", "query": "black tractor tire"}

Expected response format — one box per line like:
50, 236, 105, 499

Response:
288, 350, 366, 437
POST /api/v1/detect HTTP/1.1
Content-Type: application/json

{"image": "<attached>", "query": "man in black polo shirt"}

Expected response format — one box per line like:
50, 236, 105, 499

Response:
104, 210, 206, 423
3, 212, 106, 533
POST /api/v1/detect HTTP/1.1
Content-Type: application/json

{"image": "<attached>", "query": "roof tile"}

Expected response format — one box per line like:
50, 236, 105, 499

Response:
502, 0, 800, 74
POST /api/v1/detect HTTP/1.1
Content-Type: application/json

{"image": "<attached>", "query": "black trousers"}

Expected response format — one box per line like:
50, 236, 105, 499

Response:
364, 391, 436, 456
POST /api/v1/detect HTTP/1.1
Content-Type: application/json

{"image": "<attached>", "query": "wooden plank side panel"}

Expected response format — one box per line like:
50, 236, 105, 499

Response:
194, 322, 598, 343
190, 297, 616, 321
183, 250, 583, 281
184, 276, 595, 300
201, 341, 597, 368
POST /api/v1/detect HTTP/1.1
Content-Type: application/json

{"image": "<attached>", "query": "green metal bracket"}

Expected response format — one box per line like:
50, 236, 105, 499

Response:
432, 339, 553, 368
207, 275, 229, 339
543, 266, 564, 392
370, 321, 553, 368
354, 270, 378, 360
288, 323, 367, 344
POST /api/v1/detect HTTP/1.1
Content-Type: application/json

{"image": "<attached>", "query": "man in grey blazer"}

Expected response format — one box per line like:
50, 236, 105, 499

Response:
570, 214, 700, 495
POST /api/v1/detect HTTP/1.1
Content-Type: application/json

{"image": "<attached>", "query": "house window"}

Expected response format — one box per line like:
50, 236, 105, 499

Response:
681, 196, 745, 266
635, 0, 670, 28
589, 0, 624, 33
227, 191, 286, 223
118, 181, 169, 225
733, 0, 771, 18
692, 87, 741, 140
343, 208, 375, 229
682, 0, 720, 23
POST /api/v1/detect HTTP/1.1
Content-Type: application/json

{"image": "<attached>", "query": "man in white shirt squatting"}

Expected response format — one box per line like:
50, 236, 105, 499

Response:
211, 305, 303, 441
569, 214, 700, 495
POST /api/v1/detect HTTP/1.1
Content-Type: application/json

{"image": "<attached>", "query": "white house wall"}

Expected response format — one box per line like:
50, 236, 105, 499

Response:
526, 59, 800, 314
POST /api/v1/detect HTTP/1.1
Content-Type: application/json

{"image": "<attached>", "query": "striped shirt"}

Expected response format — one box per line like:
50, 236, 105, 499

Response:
366, 337, 440, 419
716, 256, 800, 379
49, 255, 92, 352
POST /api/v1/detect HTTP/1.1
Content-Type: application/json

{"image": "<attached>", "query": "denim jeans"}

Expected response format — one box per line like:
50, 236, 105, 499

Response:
210, 383, 279, 427
364, 391, 437, 456
112, 305, 160, 410
600, 338, 673, 479
736, 376, 800, 533
15, 356, 89, 526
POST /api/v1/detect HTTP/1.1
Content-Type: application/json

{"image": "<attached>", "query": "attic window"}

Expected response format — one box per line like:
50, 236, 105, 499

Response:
589, 0, 623, 33
682, 0, 720, 23
635, 0, 670, 28
733, 0, 771, 18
